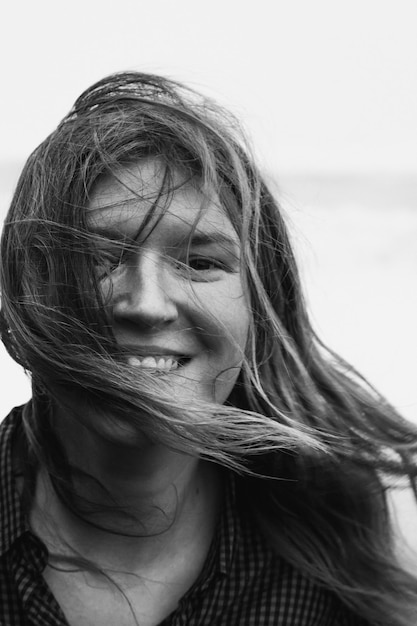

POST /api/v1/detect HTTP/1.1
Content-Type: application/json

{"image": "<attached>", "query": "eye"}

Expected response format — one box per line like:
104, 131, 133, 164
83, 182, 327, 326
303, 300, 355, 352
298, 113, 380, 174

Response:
187, 257, 225, 272
93, 235, 138, 279
173, 255, 230, 283
95, 249, 129, 279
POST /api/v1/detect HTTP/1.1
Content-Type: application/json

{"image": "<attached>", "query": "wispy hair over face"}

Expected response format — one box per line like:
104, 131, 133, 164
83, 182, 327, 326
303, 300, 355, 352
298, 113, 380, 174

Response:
1, 72, 417, 624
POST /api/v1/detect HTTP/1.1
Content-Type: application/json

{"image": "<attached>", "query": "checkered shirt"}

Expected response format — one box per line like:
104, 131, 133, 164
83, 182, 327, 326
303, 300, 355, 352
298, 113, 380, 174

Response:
0, 405, 367, 625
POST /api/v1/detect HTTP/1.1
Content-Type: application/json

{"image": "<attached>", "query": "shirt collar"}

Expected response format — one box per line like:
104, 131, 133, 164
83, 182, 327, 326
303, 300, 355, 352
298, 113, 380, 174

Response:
193, 468, 239, 593
217, 469, 239, 575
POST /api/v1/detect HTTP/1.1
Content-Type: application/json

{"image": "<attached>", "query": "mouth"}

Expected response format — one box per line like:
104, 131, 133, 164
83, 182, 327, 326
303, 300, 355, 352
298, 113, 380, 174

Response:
127, 355, 191, 372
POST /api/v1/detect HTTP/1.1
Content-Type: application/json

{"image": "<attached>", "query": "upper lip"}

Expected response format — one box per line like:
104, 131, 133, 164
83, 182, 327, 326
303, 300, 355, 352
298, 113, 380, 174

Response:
118, 344, 192, 358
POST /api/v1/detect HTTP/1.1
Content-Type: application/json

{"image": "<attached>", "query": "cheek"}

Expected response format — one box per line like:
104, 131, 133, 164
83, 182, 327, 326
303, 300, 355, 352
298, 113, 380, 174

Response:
221, 281, 250, 346
195, 280, 250, 355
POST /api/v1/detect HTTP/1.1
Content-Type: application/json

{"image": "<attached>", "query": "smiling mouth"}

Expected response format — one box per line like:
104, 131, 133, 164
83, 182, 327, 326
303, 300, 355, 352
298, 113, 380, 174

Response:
127, 355, 190, 371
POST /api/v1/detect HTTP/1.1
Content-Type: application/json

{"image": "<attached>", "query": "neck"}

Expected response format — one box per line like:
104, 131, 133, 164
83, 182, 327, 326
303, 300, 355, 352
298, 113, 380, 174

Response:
30, 404, 222, 570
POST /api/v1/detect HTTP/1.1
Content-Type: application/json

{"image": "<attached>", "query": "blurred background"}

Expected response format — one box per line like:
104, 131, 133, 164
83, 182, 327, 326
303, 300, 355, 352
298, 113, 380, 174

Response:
1, 0, 416, 562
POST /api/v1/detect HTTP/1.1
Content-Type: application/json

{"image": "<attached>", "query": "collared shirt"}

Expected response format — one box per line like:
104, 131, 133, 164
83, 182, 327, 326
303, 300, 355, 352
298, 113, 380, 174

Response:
0, 405, 367, 625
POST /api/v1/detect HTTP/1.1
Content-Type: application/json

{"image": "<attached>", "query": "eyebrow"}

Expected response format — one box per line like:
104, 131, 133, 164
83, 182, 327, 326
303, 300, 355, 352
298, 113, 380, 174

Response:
185, 232, 239, 249
91, 225, 135, 241
91, 226, 239, 250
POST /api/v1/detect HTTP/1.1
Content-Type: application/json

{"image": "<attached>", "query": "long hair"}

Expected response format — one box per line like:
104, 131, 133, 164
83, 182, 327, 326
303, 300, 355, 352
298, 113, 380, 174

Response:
1, 72, 417, 624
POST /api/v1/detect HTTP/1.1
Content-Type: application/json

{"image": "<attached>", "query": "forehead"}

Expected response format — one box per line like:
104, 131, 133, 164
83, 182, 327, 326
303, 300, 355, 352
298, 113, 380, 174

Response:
87, 159, 238, 242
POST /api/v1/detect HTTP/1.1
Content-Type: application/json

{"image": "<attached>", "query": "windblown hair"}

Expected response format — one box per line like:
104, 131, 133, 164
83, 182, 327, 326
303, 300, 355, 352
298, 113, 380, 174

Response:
1, 72, 417, 624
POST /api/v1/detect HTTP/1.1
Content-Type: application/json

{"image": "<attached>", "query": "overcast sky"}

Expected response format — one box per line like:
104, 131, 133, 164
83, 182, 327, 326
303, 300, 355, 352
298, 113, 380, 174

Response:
1, 0, 416, 173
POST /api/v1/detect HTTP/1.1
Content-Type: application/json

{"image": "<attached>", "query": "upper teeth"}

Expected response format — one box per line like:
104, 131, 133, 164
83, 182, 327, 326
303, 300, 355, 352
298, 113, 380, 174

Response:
127, 356, 179, 371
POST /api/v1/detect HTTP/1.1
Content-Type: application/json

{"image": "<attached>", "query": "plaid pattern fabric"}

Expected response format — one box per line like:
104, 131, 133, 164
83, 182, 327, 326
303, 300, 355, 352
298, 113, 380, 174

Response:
0, 406, 366, 625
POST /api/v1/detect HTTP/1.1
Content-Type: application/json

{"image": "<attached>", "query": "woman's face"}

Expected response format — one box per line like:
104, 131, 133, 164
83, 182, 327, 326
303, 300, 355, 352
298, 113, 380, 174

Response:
88, 159, 250, 406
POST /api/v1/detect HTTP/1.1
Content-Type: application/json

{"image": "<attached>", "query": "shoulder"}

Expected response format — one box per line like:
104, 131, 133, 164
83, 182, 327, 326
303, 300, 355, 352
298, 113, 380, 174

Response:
0, 404, 26, 445
0, 404, 27, 494
224, 474, 367, 625
0, 403, 30, 553
0, 405, 30, 624
0, 404, 25, 492
214, 477, 362, 626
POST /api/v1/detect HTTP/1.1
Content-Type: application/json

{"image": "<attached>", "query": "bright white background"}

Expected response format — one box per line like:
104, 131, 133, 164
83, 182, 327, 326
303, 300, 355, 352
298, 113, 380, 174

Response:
1, 0, 416, 172
0, 0, 417, 561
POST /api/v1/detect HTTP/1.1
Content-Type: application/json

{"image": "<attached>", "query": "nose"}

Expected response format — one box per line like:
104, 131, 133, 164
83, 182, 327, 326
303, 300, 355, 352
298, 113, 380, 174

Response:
111, 252, 179, 329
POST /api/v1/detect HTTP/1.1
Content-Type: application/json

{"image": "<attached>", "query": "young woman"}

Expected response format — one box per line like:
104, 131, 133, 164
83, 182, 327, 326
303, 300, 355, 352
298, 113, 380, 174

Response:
0, 72, 416, 626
